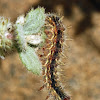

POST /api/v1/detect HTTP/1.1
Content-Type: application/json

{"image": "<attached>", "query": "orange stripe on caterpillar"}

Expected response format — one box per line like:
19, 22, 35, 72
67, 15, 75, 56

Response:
37, 14, 70, 100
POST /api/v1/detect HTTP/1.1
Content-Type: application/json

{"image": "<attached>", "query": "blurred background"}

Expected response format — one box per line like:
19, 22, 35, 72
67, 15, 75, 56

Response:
0, 0, 100, 100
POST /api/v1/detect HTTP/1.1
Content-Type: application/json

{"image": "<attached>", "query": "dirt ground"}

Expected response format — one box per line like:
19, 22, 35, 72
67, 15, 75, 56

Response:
0, 0, 100, 100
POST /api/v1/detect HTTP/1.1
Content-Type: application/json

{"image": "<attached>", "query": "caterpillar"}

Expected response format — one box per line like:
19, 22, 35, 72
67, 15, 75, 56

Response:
37, 14, 70, 100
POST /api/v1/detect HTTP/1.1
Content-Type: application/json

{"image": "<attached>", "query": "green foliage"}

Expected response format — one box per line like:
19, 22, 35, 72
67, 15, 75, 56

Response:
15, 23, 27, 51
14, 7, 46, 75
0, 7, 46, 75
19, 46, 42, 75
23, 7, 46, 34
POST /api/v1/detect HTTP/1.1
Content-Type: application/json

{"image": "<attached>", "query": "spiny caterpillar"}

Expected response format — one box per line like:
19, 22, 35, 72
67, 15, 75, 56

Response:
37, 14, 70, 100
0, 7, 70, 100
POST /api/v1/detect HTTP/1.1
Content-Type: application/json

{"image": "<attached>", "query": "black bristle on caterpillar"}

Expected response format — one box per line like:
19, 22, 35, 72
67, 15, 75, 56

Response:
37, 14, 70, 100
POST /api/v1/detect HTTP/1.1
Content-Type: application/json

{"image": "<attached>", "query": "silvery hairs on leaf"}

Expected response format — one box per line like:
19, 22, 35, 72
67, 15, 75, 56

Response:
19, 46, 42, 75
15, 22, 27, 51
23, 7, 46, 35
15, 7, 46, 75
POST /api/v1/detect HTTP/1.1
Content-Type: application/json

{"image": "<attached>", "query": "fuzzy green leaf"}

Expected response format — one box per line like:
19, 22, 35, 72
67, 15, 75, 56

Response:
23, 7, 46, 34
15, 24, 26, 50
19, 46, 42, 75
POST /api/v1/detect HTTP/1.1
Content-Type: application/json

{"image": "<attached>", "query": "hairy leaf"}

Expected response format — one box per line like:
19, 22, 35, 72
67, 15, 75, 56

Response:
23, 7, 46, 34
19, 46, 42, 75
